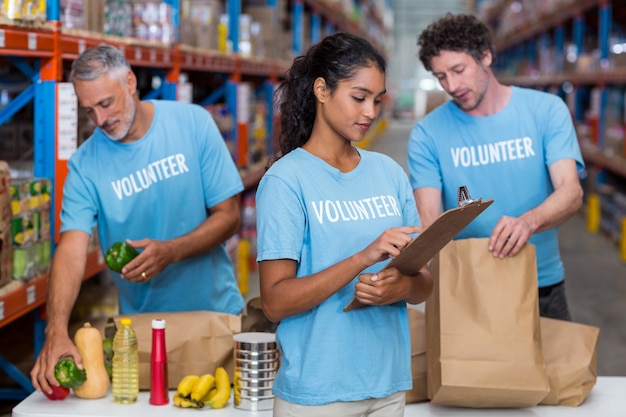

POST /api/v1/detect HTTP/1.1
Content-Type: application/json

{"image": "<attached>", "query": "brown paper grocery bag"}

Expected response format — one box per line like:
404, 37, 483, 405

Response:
426, 238, 550, 408
405, 307, 428, 403
108, 310, 241, 390
241, 297, 277, 333
539, 317, 599, 406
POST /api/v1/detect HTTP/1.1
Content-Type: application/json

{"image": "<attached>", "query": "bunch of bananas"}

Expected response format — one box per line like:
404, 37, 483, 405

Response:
173, 367, 231, 409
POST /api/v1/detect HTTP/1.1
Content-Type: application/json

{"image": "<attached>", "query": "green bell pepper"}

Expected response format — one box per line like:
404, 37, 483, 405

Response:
105, 241, 139, 273
54, 358, 87, 389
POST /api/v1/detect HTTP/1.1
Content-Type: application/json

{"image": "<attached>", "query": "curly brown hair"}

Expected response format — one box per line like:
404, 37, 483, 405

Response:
417, 13, 496, 72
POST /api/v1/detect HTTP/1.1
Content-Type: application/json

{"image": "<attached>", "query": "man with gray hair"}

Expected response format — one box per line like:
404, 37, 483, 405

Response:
31, 45, 244, 396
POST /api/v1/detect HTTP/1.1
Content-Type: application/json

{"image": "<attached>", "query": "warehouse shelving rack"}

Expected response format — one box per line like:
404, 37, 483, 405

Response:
0, 0, 392, 401
484, 0, 626, 259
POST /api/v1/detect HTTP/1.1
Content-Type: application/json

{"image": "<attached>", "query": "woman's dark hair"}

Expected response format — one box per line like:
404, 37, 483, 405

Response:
418, 13, 496, 72
273, 32, 385, 159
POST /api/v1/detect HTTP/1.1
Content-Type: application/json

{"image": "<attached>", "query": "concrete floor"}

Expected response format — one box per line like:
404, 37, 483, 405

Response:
1, 118, 625, 416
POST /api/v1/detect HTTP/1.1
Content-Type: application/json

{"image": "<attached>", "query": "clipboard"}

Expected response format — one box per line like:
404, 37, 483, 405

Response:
343, 195, 494, 312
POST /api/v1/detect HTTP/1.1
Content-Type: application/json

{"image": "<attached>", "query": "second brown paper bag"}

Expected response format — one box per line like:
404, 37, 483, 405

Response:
539, 317, 599, 406
109, 310, 241, 390
426, 238, 550, 407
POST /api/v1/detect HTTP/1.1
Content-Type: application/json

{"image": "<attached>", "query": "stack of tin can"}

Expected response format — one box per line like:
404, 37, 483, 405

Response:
233, 332, 278, 411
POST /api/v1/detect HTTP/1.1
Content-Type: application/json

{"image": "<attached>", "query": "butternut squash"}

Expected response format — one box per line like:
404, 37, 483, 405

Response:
73, 322, 110, 399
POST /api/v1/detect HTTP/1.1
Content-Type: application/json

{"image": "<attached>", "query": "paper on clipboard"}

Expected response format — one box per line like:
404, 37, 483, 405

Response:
343, 197, 494, 312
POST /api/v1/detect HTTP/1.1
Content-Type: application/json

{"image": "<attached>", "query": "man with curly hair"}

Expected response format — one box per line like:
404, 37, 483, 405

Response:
407, 13, 584, 320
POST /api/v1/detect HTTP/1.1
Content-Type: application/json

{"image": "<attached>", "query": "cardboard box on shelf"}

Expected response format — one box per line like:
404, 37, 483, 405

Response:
194, 22, 218, 50
610, 52, 626, 69
242, 5, 278, 58
179, 0, 222, 49
84, 0, 105, 32
184, 0, 222, 27
179, 16, 194, 46
244, 5, 276, 35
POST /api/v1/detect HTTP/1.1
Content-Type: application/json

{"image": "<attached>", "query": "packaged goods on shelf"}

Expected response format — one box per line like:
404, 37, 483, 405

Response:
243, 5, 277, 59
59, 0, 129, 34
250, 101, 267, 164
12, 244, 37, 280
9, 176, 52, 281
131, 0, 176, 44
598, 185, 626, 245
494, 1, 527, 38
239, 13, 252, 56
180, 0, 222, 50
104, 0, 132, 37
60, 0, 83, 29
609, 34, 626, 70
603, 88, 625, 158
0, 161, 13, 290
215, 12, 260, 56
1, 0, 46, 23
205, 103, 234, 154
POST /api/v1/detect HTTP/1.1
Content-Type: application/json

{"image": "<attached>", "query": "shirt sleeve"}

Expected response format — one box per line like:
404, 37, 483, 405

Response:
256, 173, 305, 262
407, 121, 443, 191
542, 94, 585, 172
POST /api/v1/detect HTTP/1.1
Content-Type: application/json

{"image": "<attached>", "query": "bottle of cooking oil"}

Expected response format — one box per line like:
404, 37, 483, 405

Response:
112, 318, 139, 404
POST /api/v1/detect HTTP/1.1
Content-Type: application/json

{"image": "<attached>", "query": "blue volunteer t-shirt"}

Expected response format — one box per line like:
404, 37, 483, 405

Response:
408, 86, 584, 287
256, 147, 419, 405
61, 100, 244, 315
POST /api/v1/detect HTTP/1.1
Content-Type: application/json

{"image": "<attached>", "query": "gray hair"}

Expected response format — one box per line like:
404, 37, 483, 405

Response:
70, 44, 131, 82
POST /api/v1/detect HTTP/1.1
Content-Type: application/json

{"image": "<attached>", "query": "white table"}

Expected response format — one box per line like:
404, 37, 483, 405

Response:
12, 377, 626, 417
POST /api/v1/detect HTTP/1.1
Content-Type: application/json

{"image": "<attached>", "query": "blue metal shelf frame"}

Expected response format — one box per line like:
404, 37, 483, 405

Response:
228, 0, 241, 157
311, 12, 322, 45
573, 14, 585, 122
293, 1, 304, 57
596, 1, 612, 186
0, 59, 39, 125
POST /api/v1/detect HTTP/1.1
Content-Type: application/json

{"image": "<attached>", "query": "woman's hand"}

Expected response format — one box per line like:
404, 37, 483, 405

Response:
356, 226, 423, 268
355, 268, 408, 306
355, 265, 433, 307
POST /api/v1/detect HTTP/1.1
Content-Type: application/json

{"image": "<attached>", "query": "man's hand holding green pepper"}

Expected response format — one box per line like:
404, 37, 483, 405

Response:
54, 358, 86, 389
105, 241, 139, 273
105, 238, 178, 283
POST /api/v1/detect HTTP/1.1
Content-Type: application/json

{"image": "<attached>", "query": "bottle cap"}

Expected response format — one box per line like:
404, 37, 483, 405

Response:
152, 319, 166, 329
120, 318, 132, 326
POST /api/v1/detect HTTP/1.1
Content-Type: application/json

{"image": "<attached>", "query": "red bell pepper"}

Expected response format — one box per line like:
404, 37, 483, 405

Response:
42, 384, 70, 401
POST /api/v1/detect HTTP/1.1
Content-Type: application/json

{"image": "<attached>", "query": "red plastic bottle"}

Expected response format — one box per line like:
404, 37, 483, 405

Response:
149, 319, 169, 405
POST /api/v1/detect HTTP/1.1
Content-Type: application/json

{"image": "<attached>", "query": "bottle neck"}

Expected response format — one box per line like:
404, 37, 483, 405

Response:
151, 328, 167, 360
